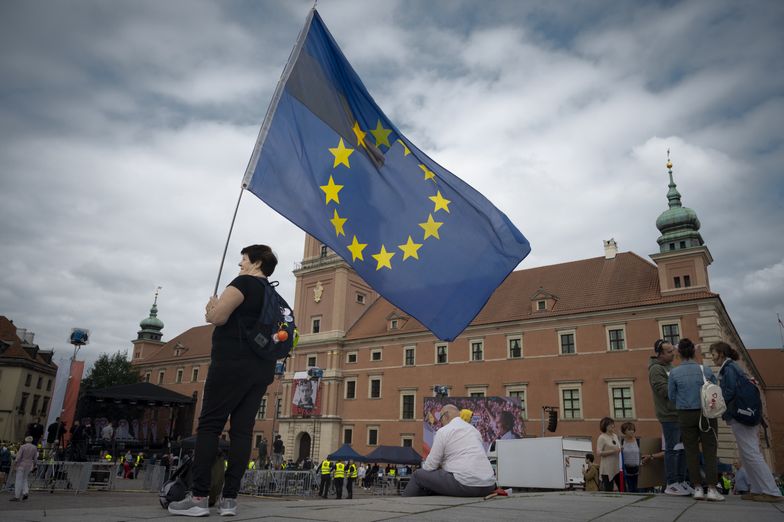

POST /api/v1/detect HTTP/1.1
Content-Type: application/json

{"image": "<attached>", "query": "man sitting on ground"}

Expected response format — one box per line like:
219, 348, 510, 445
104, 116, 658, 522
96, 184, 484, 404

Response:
403, 404, 496, 497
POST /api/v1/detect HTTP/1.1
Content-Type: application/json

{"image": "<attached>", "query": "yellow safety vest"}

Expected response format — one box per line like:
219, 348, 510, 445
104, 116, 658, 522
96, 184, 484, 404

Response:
135, 456, 142, 467
282, 462, 287, 469
248, 460, 256, 470
388, 468, 396, 477
105, 453, 113, 461
321, 460, 331, 474
349, 464, 357, 478
334, 462, 345, 478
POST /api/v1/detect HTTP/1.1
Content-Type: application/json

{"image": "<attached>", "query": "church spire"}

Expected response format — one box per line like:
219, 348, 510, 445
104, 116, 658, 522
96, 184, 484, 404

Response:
137, 286, 164, 342
655, 151, 704, 253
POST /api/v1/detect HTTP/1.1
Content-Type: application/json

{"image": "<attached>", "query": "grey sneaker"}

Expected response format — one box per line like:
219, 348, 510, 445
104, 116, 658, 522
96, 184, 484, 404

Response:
168, 493, 210, 517
218, 496, 237, 516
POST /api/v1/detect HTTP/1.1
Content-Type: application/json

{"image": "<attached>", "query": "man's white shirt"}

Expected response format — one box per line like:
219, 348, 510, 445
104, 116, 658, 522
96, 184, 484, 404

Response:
423, 417, 495, 487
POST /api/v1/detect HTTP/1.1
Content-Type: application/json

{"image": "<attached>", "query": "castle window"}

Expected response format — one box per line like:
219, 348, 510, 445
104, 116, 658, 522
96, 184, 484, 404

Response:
320, 244, 328, 258
674, 276, 681, 288
356, 293, 365, 304
311, 317, 321, 334
371, 349, 382, 361
684, 275, 691, 287
537, 300, 546, 311
679, 241, 686, 249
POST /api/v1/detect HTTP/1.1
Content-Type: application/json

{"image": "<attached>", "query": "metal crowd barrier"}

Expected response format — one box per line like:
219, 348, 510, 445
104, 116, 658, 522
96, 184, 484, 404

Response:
239, 470, 316, 497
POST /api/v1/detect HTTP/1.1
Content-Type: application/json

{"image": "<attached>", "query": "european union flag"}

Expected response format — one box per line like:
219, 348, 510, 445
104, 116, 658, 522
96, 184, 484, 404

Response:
243, 9, 530, 341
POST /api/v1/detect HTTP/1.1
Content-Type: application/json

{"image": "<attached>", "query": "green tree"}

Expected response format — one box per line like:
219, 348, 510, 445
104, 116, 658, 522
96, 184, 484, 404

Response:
82, 350, 141, 389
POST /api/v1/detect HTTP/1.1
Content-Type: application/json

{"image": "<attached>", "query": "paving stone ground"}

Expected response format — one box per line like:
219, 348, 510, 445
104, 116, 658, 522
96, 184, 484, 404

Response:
1, 489, 783, 521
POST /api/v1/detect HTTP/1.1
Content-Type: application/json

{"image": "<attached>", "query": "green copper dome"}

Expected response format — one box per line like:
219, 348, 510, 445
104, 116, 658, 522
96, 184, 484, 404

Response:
136, 289, 164, 342
655, 157, 704, 253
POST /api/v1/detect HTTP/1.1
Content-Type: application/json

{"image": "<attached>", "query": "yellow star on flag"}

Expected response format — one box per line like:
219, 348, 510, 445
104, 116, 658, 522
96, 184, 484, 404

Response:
429, 191, 451, 213
372, 245, 395, 270
370, 119, 392, 148
330, 209, 347, 236
396, 139, 411, 156
398, 235, 423, 260
352, 122, 366, 148
320, 175, 344, 204
329, 138, 354, 168
418, 164, 436, 181
419, 214, 443, 240
347, 235, 367, 262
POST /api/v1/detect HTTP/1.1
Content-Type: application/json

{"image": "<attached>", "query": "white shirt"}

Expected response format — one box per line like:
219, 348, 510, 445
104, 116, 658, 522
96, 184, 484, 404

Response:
423, 417, 496, 487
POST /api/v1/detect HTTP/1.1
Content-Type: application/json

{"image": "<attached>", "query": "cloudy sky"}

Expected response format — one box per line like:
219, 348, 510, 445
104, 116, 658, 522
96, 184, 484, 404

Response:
1, 0, 783, 370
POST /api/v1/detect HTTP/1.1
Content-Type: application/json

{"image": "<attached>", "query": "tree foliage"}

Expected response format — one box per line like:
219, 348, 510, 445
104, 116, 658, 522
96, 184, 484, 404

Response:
82, 350, 141, 390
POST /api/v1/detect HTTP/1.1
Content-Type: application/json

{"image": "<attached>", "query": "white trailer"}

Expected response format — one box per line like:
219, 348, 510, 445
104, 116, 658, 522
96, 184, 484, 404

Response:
494, 436, 593, 489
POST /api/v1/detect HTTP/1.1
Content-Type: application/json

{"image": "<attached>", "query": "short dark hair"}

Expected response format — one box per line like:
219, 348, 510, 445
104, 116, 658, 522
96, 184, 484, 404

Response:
241, 244, 278, 276
709, 341, 739, 361
620, 422, 636, 434
599, 417, 615, 433
500, 411, 515, 430
677, 338, 696, 359
654, 339, 666, 353
585, 453, 595, 463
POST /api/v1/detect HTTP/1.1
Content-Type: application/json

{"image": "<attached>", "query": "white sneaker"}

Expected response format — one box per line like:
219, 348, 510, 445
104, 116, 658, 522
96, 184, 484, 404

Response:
693, 486, 705, 500
665, 483, 690, 496
218, 496, 237, 516
680, 482, 695, 495
706, 488, 725, 502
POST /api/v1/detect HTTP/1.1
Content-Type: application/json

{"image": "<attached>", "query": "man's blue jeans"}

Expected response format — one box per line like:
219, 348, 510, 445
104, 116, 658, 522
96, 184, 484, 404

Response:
661, 421, 686, 485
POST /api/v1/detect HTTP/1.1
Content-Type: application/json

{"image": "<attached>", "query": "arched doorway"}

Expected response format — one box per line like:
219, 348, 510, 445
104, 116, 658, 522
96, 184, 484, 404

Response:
297, 432, 311, 463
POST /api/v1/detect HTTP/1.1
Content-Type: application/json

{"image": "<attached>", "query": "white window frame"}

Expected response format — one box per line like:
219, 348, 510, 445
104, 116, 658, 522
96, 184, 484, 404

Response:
608, 380, 636, 420
343, 426, 354, 444
356, 292, 366, 304
507, 335, 523, 359
175, 368, 183, 383
370, 349, 382, 362
390, 319, 399, 330
345, 378, 357, 400
658, 319, 682, 346
400, 392, 416, 420
191, 367, 199, 382
403, 345, 416, 367
307, 355, 317, 367
257, 396, 267, 419
401, 435, 414, 447
506, 385, 528, 419
144, 372, 151, 383
311, 316, 322, 334
469, 339, 484, 361
367, 426, 379, 446
435, 343, 448, 364
558, 329, 577, 355
369, 376, 382, 399
537, 300, 546, 311
158, 370, 165, 385
558, 383, 583, 419
346, 351, 358, 364
606, 325, 627, 352
466, 386, 487, 397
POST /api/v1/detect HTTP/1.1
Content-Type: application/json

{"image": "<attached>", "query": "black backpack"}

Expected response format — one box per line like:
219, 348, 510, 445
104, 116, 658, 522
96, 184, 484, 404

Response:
728, 367, 762, 426
159, 455, 191, 508
244, 278, 298, 361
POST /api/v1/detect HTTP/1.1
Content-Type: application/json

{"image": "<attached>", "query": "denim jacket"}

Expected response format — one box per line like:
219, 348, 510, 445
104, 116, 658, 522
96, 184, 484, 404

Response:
718, 359, 743, 422
668, 360, 716, 410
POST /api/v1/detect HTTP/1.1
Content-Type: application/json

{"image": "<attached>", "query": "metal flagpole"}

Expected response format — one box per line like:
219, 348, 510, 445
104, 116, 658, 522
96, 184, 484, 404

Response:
212, 7, 317, 296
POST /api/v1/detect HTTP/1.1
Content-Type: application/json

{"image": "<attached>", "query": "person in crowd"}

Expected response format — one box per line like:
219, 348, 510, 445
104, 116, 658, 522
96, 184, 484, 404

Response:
668, 338, 723, 501
57, 419, 67, 447
9, 436, 37, 502
26, 418, 44, 446
46, 417, 60, 449
710, 341, 783, 502
257, 435, 267, 465
620, 422, 640, 493
168, 245, 279, 518
583, 453, 600, 491
318, 457, 333, 498
333, 460, 346, 499
69, 420, 87, 462
101, 420, 114, 442
648, 339, 690, 496
403, 404, 496, 497
596, 417, 621, 492
346, 460, 357, 499
358, 462, 367, 490
0, 445, 12, 489
272, 434, 285, 469
496, 411, 520, 440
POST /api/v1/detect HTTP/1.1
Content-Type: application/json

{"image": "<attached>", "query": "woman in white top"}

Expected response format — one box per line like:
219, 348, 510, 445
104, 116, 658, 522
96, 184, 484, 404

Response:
596, 417, 621, 491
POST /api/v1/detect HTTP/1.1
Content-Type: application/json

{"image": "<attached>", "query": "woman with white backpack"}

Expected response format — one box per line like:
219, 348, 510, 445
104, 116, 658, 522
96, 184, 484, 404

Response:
709, 342, 782, 503
668, 338, 723, 501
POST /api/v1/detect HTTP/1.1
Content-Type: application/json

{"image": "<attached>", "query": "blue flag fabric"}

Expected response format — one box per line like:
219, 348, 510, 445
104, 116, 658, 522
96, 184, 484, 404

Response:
244, 10, 531, 341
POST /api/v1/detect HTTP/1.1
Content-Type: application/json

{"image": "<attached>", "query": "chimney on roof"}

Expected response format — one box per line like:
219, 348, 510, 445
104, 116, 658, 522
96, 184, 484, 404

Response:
24, 331, 35, 344
15, 327, 27, 341
604, 239, 618, 259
